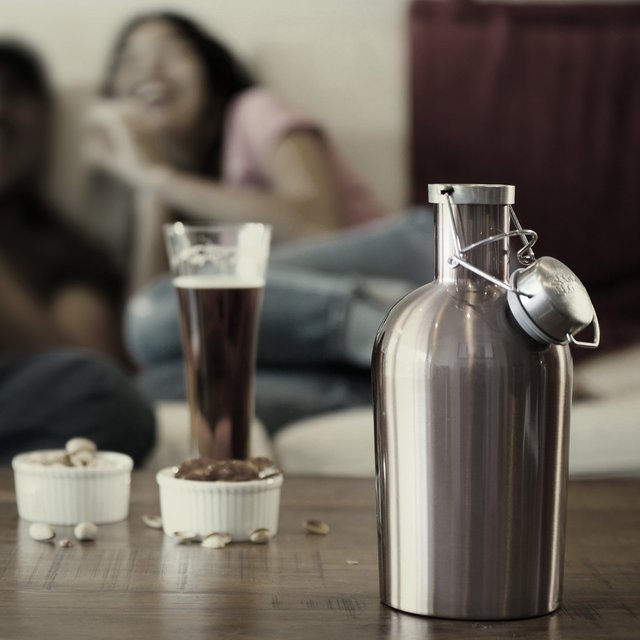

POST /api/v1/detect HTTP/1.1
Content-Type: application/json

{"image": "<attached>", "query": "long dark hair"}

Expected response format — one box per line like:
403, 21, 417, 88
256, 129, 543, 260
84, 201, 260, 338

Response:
0, 40, 52, 105
0, 40, 53, 199
101, 12, 254, 177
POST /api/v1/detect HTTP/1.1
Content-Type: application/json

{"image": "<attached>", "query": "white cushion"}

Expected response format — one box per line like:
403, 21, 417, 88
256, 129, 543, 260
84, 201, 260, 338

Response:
274, 394, 640, 478
275, 407, 375, 477
254, 31, 407, 212
570, 391, 640, 476
574, 345, 640, 399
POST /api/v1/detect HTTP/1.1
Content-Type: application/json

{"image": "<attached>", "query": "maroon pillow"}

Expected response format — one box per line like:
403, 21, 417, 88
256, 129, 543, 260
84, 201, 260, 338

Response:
410, 0, 640, 352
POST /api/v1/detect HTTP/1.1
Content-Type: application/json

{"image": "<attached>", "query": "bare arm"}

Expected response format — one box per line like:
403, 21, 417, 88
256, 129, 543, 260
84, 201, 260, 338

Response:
85, 100, 344, 291
125, 131, 342, 291
147, 130, 342, 240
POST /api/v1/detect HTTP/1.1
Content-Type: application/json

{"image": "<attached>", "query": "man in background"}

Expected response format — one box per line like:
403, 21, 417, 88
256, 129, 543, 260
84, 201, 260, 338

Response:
0, 41, 154, 464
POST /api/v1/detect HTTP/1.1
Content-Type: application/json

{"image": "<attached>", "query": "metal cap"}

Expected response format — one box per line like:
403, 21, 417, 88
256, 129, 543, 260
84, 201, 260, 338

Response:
507, 257, 597, 346
428, 184, 515, 205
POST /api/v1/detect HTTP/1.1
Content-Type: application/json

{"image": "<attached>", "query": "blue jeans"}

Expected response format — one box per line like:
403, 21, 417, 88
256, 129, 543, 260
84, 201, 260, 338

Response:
125, 209, 434, 432
0, 349, 155, 465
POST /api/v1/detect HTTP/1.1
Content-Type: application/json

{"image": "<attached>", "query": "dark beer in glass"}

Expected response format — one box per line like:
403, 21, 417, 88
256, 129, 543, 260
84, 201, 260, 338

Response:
165, 224, 271, 459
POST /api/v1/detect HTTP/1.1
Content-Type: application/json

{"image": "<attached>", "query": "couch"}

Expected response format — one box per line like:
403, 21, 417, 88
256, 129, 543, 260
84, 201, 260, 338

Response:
36, 0, 640, 477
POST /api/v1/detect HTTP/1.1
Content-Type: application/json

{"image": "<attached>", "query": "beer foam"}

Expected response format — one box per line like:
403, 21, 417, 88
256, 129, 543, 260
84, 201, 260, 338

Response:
173, 275, 265, 289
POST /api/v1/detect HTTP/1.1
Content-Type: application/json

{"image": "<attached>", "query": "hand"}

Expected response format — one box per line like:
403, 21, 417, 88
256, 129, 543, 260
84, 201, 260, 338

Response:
84, 101, 168, 190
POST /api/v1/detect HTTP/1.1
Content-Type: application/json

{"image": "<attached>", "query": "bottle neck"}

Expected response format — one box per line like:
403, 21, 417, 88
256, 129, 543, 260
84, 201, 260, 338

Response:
435, 203, 510, 287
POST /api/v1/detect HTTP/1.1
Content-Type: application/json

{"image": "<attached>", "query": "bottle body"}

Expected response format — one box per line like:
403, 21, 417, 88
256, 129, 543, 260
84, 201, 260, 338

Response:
373, 194, 572, 619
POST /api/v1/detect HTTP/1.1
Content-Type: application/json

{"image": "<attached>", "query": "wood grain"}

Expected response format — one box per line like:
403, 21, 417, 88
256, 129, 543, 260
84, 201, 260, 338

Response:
0, 471, 638, 640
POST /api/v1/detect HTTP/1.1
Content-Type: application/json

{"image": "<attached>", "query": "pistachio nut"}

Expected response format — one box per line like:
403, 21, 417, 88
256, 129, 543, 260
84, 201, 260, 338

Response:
29, 523, 56, 542
65, 437, 97, 456
74, 522, 98, 541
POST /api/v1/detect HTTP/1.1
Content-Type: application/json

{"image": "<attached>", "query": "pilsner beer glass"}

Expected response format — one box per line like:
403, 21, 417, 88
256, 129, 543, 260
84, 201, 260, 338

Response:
165, 223, 271, 460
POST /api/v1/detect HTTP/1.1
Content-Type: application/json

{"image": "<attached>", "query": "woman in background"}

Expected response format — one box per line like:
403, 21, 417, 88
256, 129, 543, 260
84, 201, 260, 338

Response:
0, 42, 154, 464
85, 12, 433, 431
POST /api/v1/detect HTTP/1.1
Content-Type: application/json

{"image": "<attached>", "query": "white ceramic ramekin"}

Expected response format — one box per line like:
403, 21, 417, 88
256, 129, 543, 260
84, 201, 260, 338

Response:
156, 467, 283, 541
12, 451, 133, 525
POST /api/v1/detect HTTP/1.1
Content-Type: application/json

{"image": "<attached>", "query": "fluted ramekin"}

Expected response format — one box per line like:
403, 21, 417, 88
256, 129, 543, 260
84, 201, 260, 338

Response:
156, 467, 283, 541
12, 451, 133, 525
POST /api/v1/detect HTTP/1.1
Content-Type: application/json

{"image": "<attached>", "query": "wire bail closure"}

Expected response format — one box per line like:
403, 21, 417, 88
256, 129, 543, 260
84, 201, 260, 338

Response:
441, 186, 537, 298
440, 185, 600, 349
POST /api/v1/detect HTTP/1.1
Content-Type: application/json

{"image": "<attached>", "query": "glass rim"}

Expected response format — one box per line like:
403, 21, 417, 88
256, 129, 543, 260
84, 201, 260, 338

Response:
164, 222, 272, 235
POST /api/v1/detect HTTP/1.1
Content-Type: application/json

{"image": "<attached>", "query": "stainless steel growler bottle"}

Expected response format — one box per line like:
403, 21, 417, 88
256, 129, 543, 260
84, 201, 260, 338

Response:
372, 183, 599, 620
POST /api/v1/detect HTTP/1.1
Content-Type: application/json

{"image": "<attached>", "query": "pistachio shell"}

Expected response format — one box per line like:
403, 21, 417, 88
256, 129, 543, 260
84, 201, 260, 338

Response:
58, 538, 74, 548
257, 465, 280, 480
249, 528, 272, 544
174, 531, 201, 544
210, 532, 232, 545
141, 514, 163, 529
201, 533, 231, 549
303, 519, 330, 535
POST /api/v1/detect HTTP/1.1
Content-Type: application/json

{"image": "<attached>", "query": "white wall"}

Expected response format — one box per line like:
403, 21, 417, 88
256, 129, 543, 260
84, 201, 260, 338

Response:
0, 0, 404, 86
4, 0, 632, 212
1, 0, 409, 211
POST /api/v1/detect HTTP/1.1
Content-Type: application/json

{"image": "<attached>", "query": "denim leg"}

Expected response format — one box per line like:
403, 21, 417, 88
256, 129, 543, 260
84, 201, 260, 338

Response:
262, 207, 437, 366
0, 349, 156, 466
124, 209, 436, 394
136, 359, 186, 402
126, 265, 363, 368
258, 265, 357, 366
271, 207, 435, 286
135, 358, 371, 435
255, 367, 371, 435
124, 275, 182, 368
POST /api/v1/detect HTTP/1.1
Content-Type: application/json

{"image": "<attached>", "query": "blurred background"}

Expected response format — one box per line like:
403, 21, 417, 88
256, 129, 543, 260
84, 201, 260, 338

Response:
2, 0, 407, 216
1, 0, 638, 476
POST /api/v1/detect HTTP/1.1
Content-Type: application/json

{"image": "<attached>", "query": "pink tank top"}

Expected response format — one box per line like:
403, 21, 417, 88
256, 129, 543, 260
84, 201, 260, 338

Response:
222, 88, 384, 227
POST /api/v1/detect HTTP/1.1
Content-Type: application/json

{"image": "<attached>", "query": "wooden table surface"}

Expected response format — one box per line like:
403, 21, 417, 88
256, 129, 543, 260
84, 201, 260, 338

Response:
0, 471, 638, 640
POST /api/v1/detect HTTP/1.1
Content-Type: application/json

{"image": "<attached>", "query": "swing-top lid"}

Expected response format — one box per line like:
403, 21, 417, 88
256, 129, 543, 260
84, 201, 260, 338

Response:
507, 257, 598, 347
